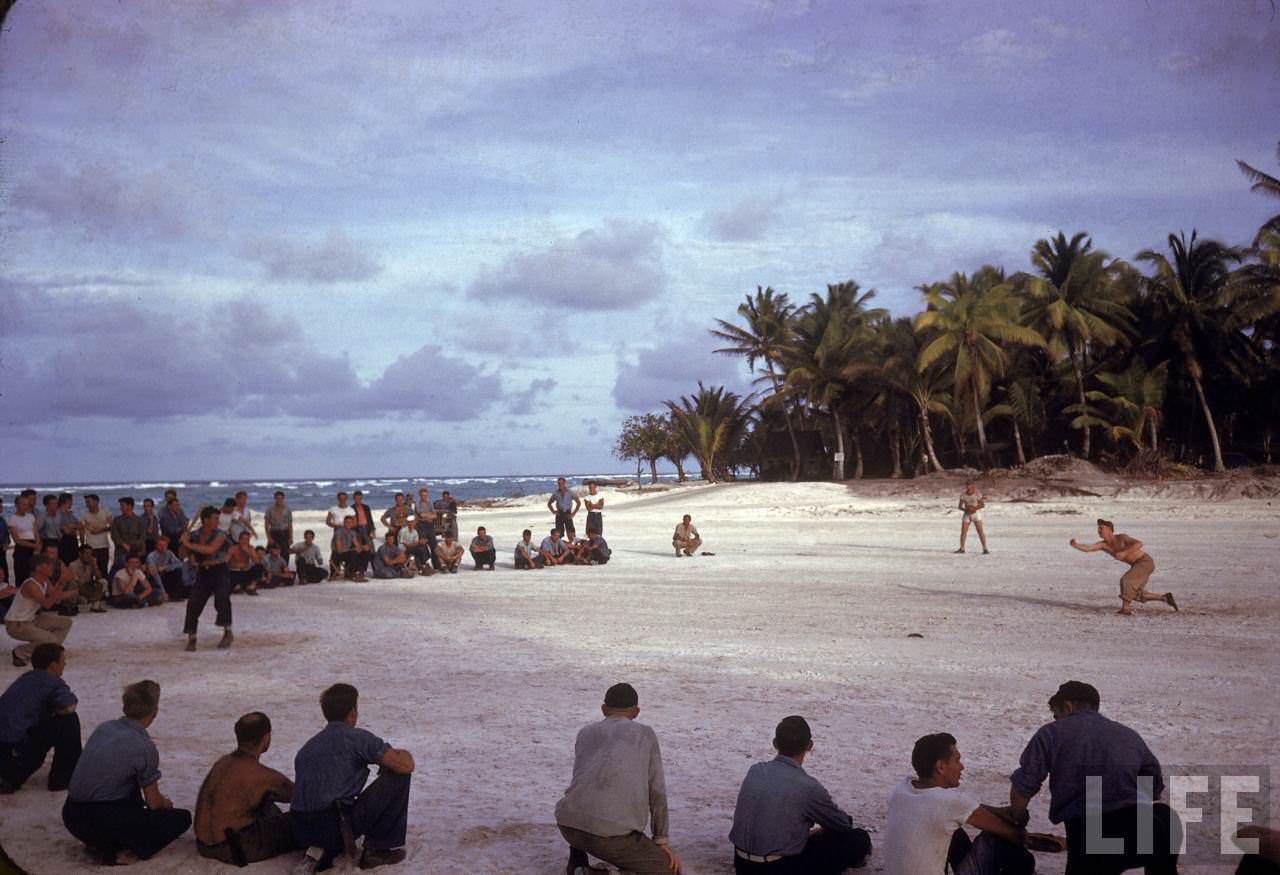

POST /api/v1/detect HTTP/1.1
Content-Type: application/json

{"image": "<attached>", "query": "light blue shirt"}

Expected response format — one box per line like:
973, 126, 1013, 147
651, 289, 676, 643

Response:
68, 717, 161, 802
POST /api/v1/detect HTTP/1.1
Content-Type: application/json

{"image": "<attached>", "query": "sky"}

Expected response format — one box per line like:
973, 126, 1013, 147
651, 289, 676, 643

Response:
1, 0, 1277, 480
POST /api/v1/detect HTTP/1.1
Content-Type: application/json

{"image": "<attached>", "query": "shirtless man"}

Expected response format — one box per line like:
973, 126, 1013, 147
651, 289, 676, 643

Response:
955, 483, 989, 554
1070, 519, 1178, 615
194, 712, 297, 866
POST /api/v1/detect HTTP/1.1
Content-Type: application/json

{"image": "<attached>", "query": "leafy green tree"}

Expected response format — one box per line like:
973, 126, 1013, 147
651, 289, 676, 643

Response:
613, 413, 670, 483
1090, 359, 1170, 451
665, 383, 755, 482
877, 316, 952, 473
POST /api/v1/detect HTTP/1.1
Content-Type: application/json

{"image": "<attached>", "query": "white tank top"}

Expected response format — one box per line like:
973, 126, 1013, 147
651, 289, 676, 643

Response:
6, 579, 48, 624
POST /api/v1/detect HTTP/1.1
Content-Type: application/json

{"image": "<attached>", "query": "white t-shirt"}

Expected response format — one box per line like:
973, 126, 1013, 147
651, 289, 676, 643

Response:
80, 509, 113, 548
5, 511, 37, 542
326, 505, 354, 528
882, 777, 978, 875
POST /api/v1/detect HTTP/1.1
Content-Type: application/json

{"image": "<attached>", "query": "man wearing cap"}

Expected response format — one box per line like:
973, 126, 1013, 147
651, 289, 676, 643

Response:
729, 715, 872, 873
1070, 519, 1178, 616
1008, 681, 1180, 874
555, 683, 683, 875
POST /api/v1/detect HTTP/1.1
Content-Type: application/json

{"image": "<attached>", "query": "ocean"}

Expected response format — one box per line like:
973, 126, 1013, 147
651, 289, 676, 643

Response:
4, 473, 679, 514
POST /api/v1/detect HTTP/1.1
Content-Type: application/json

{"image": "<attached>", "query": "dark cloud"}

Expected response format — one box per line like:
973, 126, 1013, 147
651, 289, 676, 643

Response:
340, 345, 501, 421
611, 329, 749, 412
240, 230, 383, 283
703, 197, 781, 242
505, 378, 558, 414
466, 220, 666, 310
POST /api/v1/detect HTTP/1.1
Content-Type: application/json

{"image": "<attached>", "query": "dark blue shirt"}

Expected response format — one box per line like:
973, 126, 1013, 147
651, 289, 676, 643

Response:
0, 670, 77, 744
729, 755, 855, 856
1010, 710, 1164, 824
292, 722, 389, 812
68, 717, 161, 802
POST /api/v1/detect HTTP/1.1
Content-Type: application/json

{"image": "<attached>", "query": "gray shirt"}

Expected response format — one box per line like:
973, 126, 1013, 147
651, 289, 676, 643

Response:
292, 542, 324, 565
729, 755, 855, 856
1010, 710, 1163, 824
554, 715, 669, 840
550, 490, 577, 512
68, 717, 161, 802
470, 535, 495, 552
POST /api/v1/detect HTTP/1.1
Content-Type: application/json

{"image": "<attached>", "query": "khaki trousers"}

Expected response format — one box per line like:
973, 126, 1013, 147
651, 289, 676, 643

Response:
6, 613, 73, 661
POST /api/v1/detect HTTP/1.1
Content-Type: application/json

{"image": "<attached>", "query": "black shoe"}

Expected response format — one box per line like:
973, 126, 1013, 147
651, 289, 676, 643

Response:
359, 847, 406, 869
11, 649, 27, 667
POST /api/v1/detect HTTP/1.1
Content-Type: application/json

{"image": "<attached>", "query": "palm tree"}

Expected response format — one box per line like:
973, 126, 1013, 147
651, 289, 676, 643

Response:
914, 266, 1046, 467
665, 383, 754, 482
1137, 231, 1251, 472
782, 282, 885, 480
1237, 140, 1280, 230
1022, 232, 1135, 458
710, 287, 802, 479
1091, 359, 1170, 451
878, 317, 952, 473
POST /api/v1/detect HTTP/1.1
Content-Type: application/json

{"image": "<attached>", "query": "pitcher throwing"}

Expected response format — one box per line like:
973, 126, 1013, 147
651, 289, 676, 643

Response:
1070, 519, 1178, 616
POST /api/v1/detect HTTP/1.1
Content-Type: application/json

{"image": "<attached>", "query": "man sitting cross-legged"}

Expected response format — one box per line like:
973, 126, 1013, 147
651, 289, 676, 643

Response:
539, 528, 573, 567
110, 553, 162, 609
371, 534, 414, 579
227, 532, 263, 596
514, 530, 543, 570
883, 732, 1036, 875
291, 683, 414, 871
62, 680, 192, 865
0, 643, 81, 794
194, 711, 299, 866
332, 516, 370, 582
290, 531, 329, 584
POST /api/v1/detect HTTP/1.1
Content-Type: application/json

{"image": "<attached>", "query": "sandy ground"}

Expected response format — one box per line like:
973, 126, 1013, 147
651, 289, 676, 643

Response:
1, 481, 1278, 874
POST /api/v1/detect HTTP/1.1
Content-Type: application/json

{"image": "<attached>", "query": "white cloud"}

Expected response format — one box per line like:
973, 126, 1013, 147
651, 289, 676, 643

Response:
240, 229, 383, 284
960, 29, 1049, 71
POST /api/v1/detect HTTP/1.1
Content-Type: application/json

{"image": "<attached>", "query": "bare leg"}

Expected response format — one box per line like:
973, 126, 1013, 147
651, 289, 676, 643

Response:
1117, 598, 1134, 615
974, 520, 988, 553
956, 520, 969, 553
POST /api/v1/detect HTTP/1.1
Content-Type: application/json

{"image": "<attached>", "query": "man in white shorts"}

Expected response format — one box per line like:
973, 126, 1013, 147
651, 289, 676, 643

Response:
955, 483, 988, 554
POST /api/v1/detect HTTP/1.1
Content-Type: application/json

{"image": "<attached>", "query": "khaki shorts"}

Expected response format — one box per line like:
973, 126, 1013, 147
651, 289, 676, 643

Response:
1120, 555, 1155, 600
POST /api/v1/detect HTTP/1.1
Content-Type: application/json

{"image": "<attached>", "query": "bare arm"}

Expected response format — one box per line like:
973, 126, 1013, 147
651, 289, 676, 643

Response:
142, 781, 172, 810
1069, 539, 1106, 552
969, 804, 1027, 845
1008, 787, 1034, 826
379, 747, 415, 775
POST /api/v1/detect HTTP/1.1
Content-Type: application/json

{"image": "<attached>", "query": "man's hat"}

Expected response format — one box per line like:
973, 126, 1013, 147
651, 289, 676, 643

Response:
1049, 680, 1100, 709
603, 682, 638, 709
773, 715, 812, 750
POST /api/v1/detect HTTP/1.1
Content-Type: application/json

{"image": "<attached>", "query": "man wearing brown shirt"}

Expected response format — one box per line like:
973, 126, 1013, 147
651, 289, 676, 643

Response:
195, 712, 298, 865
1070, 519, 1178, 616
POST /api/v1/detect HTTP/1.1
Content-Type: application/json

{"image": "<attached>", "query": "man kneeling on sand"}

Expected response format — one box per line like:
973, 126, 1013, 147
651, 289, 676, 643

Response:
195, 712, 298, 865
672, 515, 701, 557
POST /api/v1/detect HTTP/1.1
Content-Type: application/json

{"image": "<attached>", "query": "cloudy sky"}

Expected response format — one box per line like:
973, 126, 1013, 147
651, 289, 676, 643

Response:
1, 0, 1276, 480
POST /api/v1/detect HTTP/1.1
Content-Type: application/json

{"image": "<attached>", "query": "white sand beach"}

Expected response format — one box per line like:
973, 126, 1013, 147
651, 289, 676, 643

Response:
1, 480, 1277, 874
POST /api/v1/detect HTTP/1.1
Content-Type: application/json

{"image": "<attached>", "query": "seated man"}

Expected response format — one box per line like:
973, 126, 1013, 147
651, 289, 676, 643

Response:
585, 530, 611, 566
6, 555, 74, 668
291, 683, 413, 870
672, 515, 701, 557
539, 528, 573, 567
566, 534, 591, 565
729, 715, 872, 874
227, 532, 262, 596
110, 554, 162, 609
290, 531, 329, 584
883, 733, 1035, 875
62, 680, 192, 865
371, 534, 413, 579
1235, 825, 1280, 874
261, 544, 295, 588
40, 542, 82, 617
146, 537, 187, 601
514, 530, 543, 570
435, 533, 464, 574
195, 712, 298, 866
332, 517, 370, 582
555, 683, 683, 875
469, 527, 496, 571
0, 643, 81, 794
70, 545, 107, 613
396, 523, 428, 575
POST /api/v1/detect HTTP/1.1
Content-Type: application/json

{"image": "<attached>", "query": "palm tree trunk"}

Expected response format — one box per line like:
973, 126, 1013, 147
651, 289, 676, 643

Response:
972, 378, 990, 467
1012, 420, 1027, 466
889, 420, 902, 479
831, 409, 846, 481
673, 456, 686, 481
1191, 373, 1225, 472
852, 431, 864, 480
1070, 347, 1091, 458
918, 405, 945, 472
768, 364, 802, 482
648, 457, 659, 484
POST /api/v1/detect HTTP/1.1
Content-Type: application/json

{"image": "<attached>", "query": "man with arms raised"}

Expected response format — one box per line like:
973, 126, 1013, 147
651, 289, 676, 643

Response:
1070, 519, 1177, 615
62, 680, 191, 865
292, 683, 414, 871
195, 711, 298, 865
0, 643, 80, 794
729, 715, 871, 873
6, 555, 73, 667
555, 683, 683, 875
883, 732, 1035, 875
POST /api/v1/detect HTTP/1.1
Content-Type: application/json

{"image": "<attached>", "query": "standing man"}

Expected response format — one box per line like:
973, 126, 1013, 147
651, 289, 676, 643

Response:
80, 494, 113, 578
36, 496, 64, 563
181, 507, 234, 652
141, 499, 161, 556
882, 732, 1035, 875
672, 515, 701, 557
228, 491, 258, 544
1071, 519, 1178, 615
62, 680, 191, 865
326, 492, 355, 577
158, 496, 189, 553
433, 491, 459, 542
0, 643, 81, 794
729, 715, 872, 874
194, 712, 298, 865
291, 683, 414, 870
548, 478, 582, 539
955, 482, 989, 554
1008, 680, 1180, 874
7, 493, 43, 589
57, 493, 82, 565
350, 491, 377, 545
583, 480, 606, 535
111, 497, 148, 562
413, 488, 440, 572
5, 555, 74, 667
469, 526, 496, 571
264, 491, 294, 558
555, 683, 683, 875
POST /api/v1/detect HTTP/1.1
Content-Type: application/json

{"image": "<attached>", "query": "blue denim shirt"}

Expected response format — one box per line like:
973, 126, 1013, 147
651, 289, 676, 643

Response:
0, 670, 77, 744
68, 717, 161, 802
550, 490, 576, 513
1010, 710, 1164, 824
729, 755, 856, 856
292, 722, 389, 813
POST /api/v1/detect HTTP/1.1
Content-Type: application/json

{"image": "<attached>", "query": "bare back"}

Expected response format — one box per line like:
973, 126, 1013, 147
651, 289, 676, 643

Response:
194, 753, 293, 844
